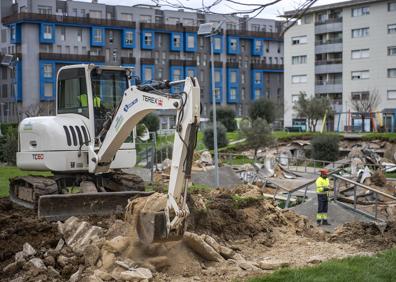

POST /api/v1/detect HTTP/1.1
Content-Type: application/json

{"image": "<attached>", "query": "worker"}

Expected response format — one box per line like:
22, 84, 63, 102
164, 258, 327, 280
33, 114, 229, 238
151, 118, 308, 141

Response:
79, 93, 88, 107
316, 168, 331, 226
93, 94, 101, 108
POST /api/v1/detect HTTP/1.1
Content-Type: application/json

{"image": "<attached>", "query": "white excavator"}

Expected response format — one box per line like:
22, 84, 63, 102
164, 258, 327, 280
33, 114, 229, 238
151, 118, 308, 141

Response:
10, 64, 200, 243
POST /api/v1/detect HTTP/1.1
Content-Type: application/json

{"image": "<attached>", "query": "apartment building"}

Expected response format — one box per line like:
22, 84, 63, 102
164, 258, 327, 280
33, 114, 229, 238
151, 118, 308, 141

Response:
0, 0, 284, 130
283, 0, 396, 132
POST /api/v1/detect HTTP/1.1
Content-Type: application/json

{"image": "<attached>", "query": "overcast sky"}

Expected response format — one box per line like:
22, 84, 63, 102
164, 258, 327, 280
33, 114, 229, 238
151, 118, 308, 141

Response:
77, 0, 347, 19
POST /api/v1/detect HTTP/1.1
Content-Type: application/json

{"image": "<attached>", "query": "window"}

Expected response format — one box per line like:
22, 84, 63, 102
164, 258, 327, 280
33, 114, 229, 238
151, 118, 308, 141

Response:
144, 67, 153, 81
389, 2, 396, 11
352, 7, 369, 17
77, 29, 82, 42
252, 24, 260, 31
230, 71, 237, 83
38, 5, 51, 15
292, 55, 307, 64
108, 31, 113, 43
226, 22, 237, 30
254, 40, 262, 52
173, 68, 182, 80
94, 29, 102, 42
230, 88, 237, 100
60, 27, 65, 41
241, 72, 245, 84
2, 85, 7, 98
292, 74, 307, 84
229, 38, 238, 52
291, 94, 300, 103
351, 49, 369, 59
58, 68, 88, 117
352, 27, 369, 38
351, 70, 369, 80
140, 15, 152, 23
214, 37, 221, 50
121, 13, 133, 21
43, 64, 53, 78
125, 31, 133, 45
90, 10, 102, 19
255, 89, 261, 99
43, 25, 53, 40
387, 90, 396, 99
291, 36, 307, 45
214, 70, 221, 83
44, 83, 53, 97
187, 34, 195, 49
158, 68, 163, 79
388, 24, 396, 34
173, 34, 181, 48
388, 68, 396, 78
144, 32, 152, 46
214, 88, 220, 100
255, 72, 261, 84
351, 91, 369, 100
388, 46, 396, 56
187, 69, 195, 77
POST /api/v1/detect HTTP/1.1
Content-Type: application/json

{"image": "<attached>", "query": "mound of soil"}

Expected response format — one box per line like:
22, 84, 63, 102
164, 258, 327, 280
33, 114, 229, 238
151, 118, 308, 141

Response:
330, 221, 396, 250
0, 198, 60, 275
187, 185, 317, 243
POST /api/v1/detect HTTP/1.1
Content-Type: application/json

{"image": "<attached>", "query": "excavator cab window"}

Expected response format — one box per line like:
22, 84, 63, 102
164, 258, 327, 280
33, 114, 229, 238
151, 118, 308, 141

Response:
91, 68, 129, 136
58, 68, 89, 117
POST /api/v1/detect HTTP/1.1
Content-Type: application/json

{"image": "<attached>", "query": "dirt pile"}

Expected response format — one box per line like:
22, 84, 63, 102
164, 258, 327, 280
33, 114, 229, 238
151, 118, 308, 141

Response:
330, 221, 396, 250
188, 185, 322, 243
0, 198, 59, 273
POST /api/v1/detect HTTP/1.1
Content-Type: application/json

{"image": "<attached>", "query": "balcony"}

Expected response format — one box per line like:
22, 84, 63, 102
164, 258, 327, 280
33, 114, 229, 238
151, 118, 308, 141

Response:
315, 17, 342, 25
121, 57, 136, 65
315, 80, 342, 94
315, 59, 342, 65
315, 61, 342, 74
227, 29, 281, 40
226, 62, 239, 68
2, 12, 136, 28
140, 22, 197, 32
169, 59, 197, 66
39, 52, 105, 62
315, 19, 342, 34
315, 39, 342, 45
250, 63, 283, 70
315, 43, 342, 54
140, 58, 155, 65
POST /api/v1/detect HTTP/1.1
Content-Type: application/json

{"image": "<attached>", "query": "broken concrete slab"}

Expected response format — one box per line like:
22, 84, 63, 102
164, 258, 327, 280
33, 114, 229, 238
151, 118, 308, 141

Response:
183, 232, 224, 262
119, 268, 153, 281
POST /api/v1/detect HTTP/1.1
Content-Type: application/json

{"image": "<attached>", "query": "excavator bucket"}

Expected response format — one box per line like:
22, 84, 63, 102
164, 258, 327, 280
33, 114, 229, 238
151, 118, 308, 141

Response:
126, 192, 185, 244
38, 191, 154, 221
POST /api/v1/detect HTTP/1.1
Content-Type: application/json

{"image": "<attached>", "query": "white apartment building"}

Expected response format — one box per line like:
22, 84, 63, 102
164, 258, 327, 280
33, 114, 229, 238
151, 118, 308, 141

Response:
283, 0, 396, 132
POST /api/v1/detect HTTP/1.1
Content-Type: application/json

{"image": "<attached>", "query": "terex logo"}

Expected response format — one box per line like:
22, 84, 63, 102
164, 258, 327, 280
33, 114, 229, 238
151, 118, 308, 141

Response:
143, 95, 163, 106
32, 154, 44, 160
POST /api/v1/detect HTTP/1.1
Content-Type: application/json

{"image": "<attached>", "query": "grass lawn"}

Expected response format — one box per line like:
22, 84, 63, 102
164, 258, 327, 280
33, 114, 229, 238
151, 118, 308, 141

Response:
0, 166, 52, 197
249, 248, 396, 282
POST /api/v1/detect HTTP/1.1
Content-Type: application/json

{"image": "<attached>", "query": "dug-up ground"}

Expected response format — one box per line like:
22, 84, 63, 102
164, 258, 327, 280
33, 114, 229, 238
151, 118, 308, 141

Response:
1, 185, 396, 282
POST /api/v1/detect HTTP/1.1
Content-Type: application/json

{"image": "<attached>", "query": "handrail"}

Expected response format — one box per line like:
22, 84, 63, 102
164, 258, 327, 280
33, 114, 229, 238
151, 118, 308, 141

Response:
332, 174, 396, 200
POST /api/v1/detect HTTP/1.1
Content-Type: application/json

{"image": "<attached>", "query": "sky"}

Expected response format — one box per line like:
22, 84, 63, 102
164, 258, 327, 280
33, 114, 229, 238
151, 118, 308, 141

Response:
76, 0, 347, 19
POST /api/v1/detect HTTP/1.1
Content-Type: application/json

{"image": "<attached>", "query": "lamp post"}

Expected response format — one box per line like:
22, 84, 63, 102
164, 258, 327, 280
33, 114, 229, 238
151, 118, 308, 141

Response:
198, 22, 223, 187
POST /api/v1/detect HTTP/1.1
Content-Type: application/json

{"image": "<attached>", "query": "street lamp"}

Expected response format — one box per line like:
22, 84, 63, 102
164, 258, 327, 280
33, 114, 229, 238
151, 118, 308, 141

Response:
198, 22, 223, 187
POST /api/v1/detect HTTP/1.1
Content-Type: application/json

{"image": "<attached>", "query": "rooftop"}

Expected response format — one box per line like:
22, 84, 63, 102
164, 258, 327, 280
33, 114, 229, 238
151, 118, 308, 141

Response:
282, 0, 385, 17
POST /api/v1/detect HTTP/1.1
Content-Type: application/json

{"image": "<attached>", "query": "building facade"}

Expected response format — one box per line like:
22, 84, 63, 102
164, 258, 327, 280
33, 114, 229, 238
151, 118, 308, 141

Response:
283, 0, 396, 132
0, 0, 284, 131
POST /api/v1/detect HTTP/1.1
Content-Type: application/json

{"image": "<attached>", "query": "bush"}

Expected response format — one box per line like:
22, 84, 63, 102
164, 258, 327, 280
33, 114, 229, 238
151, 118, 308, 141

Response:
0, 125, 18, 165
311, 134, 340, 162
210, 107, 237, 132
140, 113, 160, 133
248, 98, 277, 123
203, 123, 228, 150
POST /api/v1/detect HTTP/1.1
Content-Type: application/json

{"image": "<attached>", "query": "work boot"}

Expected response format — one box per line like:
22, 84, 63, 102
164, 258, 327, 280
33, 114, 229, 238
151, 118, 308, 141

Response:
316, 220, 321, 226
322, 220, 331, 226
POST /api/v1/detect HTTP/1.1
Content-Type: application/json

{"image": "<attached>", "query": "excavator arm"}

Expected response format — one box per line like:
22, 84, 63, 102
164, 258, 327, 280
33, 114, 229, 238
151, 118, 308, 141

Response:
88, 77, 201, 243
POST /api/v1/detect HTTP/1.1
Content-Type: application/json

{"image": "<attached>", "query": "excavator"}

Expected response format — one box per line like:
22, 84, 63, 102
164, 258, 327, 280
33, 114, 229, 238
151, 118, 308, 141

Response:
10, 64, 200, 243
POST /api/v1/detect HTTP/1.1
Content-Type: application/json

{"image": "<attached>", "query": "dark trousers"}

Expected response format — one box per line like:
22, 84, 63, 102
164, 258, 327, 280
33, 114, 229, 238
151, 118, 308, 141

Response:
317, 194, 328, 221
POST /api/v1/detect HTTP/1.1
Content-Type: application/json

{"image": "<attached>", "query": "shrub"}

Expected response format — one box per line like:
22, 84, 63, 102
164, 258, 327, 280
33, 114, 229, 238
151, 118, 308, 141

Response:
210, 107, 237, 132
311, 134, 340, 161
0, 126, 18, 165
203, 123, 228, 150
248, 98, 277, 123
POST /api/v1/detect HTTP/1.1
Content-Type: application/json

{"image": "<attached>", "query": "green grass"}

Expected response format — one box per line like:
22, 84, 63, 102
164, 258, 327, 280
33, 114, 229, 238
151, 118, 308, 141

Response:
0, 166, 52, 197
384, 172, 396, 179
249, 248, 396, 282
361, 132, 396, 142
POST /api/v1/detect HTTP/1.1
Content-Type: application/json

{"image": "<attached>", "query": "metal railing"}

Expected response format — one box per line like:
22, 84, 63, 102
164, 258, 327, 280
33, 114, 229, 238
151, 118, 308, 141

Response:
315, 59, 343, 65
315, 39, 343, 45
315, 17, 343, 25
332, 174, 396, 221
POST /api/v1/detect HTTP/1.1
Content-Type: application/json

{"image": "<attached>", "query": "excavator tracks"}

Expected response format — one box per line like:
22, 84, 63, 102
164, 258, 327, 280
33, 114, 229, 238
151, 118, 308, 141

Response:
9, 172, 150, 220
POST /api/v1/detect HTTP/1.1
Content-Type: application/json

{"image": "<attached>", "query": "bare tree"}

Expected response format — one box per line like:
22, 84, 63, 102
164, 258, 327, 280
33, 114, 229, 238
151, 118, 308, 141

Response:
151, 0, 319, 34
350, 89, 381, 132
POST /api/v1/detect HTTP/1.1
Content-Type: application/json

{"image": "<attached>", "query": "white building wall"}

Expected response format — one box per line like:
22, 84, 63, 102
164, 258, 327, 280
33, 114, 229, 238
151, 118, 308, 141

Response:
284, 19, 315, 127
